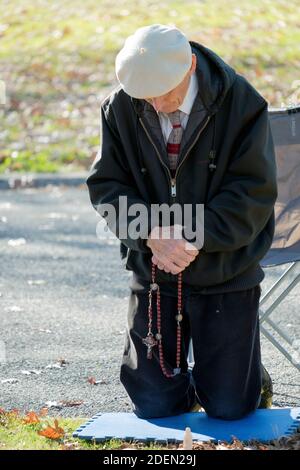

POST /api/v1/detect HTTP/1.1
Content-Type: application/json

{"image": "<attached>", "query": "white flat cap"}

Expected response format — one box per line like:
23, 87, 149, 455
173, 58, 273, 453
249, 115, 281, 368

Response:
115, 24, 192, 99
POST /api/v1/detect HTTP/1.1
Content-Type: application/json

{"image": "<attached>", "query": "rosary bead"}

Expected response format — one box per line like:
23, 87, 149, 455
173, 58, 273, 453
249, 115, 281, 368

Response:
150, 282, 159, 291
145, 263, 183, 378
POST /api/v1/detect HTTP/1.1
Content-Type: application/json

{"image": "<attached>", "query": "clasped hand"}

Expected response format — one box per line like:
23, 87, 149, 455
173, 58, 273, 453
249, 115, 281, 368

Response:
146, 225, 199, 275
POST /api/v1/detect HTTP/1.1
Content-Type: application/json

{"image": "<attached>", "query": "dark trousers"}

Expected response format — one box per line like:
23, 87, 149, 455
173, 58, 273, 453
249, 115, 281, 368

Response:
120, 285, 263, 420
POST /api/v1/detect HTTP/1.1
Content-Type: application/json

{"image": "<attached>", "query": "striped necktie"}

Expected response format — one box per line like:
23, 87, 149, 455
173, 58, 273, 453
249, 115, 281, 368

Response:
166, 110, 183, 178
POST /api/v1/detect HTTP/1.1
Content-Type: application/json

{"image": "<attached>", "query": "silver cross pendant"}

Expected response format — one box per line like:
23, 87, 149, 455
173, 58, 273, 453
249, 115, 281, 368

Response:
142, 333, 158, 359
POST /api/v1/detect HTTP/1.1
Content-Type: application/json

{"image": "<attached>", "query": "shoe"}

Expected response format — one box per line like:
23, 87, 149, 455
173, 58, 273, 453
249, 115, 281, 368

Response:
258, 364, 273, 409
189, 400, 203, 412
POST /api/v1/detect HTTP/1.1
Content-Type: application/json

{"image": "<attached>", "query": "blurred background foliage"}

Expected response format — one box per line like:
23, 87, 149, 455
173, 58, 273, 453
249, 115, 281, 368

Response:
0, 0, 299, 173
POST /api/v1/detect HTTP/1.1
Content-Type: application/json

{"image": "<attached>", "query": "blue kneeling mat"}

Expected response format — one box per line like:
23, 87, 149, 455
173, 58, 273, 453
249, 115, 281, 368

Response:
73, 408, 300, 444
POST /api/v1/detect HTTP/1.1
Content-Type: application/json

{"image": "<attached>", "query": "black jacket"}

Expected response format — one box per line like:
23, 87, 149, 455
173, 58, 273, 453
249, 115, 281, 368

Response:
86, 41, 278, 294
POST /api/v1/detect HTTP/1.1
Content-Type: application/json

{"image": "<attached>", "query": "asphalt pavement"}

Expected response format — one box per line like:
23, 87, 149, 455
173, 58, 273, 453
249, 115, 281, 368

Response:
0, 185, 299, 417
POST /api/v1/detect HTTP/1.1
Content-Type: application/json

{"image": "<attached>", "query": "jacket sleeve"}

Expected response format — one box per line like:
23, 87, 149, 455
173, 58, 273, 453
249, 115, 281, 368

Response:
201, 101, 278, 253
86, 102, 153, 253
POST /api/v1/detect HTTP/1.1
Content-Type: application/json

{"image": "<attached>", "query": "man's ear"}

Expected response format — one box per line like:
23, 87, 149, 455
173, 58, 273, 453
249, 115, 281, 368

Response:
191, 53, 197, 72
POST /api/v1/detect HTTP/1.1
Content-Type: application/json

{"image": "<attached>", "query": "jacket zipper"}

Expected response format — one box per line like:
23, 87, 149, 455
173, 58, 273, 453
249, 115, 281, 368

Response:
139, 117, 173, 195
172, 115, 211, 198
139, 115, 211, 203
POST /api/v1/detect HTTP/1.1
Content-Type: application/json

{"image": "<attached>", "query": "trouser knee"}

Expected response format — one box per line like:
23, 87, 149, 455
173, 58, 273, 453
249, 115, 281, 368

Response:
204, 400, 257, 421
120, 364, 196, 419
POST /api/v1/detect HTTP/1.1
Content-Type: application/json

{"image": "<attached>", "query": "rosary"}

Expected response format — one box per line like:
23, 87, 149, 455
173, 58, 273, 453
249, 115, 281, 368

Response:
142, 262, 183, 378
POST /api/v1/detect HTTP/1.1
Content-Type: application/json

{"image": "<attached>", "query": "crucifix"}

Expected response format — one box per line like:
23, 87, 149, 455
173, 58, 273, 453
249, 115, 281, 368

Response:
142, 333, 158, 359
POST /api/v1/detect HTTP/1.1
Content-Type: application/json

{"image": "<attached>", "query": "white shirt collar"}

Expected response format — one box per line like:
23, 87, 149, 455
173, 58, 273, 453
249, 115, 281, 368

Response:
178, 72, 198, 115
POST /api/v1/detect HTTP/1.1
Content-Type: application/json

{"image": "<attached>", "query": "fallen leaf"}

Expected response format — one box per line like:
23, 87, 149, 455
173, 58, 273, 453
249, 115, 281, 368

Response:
27, 279, 46, 285
44, 400, 83, 408
23, 411, 40, 424
38, 419, 65, 440
216, 444, 230, 450
38, 407, 48, 417
59, 400, 83, 407
1, 378, 18, 384
44, 401, 62, 409
45, 363, 63, 369
23, 407, 48, 424
88, 376, 107, 385
8, 238, 26, 247
4, 306, 23, 313
46, 212, 67, 219
21, 369, 42, 375
0, 202, 11, 209
60, 441, 80, 450
57, 358, 68, 366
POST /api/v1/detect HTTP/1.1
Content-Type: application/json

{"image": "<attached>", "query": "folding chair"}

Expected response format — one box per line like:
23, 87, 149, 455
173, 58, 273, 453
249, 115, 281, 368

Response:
188, 105, 300, 372
259, 105, 300, 372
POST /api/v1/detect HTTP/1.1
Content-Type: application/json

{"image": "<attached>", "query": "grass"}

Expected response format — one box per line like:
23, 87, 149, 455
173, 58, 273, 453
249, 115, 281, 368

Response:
0, 0, 299, 173
0, 407, 299, 450
0, 409, 168, 450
